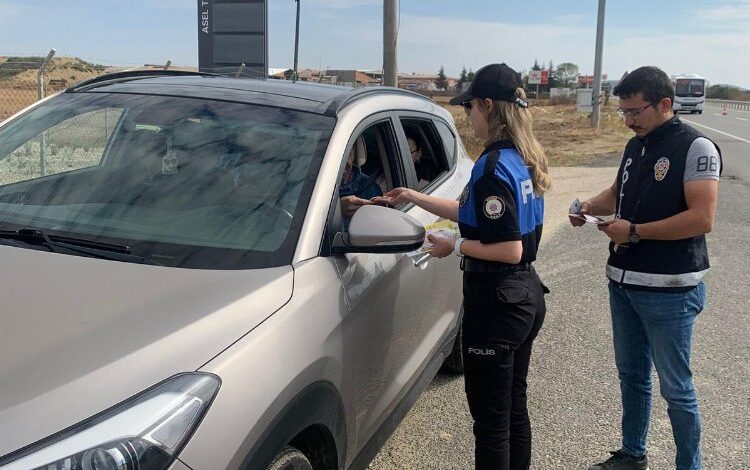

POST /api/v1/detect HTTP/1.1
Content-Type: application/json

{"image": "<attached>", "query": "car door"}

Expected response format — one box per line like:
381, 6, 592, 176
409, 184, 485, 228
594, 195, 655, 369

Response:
393, 112, 465, 381
330, 112, 458, 453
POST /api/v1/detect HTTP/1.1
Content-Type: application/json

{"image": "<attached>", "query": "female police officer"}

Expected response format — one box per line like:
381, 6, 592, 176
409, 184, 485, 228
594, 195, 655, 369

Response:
378, 63, 551, 470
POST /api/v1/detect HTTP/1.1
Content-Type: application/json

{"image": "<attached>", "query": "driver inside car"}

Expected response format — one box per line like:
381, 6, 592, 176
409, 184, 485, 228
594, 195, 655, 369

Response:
338, 136, 382, 221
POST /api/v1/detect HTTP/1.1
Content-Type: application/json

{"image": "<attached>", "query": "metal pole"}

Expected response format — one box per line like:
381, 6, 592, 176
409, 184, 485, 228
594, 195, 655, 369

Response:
383, 0, 397, 87
37, 48, 56, 100
37, 48, 55, 177
591, 0, 606, 128
293, 0, 301, 79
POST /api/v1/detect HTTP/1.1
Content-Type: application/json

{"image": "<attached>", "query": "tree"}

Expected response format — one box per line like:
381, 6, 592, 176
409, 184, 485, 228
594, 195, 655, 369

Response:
547, 60, 559, 88
707, 84, 740, 100
466, 68, 475, 83
532, 59, 541, 71
457, 66, 468, 91
435, 65, 448, 91
556, 62, 579, 86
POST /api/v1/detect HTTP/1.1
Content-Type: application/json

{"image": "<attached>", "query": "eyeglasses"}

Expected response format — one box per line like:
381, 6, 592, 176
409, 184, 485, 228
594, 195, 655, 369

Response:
617, 103, 655, 118
461, 101, 473, 115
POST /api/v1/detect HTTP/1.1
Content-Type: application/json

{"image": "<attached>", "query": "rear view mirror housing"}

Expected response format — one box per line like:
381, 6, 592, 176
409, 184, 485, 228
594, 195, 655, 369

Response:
332, 205, 425, 254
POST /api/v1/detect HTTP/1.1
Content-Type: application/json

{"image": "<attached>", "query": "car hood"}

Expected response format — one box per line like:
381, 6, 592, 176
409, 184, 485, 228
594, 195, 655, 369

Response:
0, 245, 293, 457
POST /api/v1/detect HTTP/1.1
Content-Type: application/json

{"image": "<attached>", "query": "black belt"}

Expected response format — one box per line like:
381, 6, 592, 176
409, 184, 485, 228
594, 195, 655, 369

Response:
460, 257, 531, 273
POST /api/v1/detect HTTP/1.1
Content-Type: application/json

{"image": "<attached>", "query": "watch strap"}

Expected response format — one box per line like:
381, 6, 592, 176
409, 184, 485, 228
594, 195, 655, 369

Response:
454, 237, 465, 257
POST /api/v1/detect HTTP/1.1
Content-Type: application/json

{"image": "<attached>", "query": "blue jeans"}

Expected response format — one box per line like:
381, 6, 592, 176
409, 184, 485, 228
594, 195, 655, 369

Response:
608, 282, 706, 470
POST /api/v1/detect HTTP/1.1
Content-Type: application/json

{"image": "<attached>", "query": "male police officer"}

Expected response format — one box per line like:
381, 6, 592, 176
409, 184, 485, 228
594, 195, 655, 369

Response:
570, 66, 720, 470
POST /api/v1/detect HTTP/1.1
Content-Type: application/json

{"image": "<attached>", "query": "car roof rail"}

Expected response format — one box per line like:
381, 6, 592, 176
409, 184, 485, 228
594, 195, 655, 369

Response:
68, 70, 220, 92
324, 86, 435, 115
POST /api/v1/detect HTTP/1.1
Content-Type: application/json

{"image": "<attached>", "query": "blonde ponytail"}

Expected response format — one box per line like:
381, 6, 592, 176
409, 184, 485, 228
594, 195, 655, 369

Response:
479, 89, 552, 195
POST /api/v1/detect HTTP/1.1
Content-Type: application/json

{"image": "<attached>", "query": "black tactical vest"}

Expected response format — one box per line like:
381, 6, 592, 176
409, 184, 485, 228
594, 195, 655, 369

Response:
607, 116, 720, 291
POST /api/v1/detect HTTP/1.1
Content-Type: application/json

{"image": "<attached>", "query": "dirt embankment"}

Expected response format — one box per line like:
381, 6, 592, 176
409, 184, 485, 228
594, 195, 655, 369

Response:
435, 96, 632, 167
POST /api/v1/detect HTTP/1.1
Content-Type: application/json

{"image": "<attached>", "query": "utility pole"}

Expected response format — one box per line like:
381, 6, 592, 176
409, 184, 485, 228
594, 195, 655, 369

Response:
383, 0, 397, 87
591, 0, 606, 128
293, 0, 301, 80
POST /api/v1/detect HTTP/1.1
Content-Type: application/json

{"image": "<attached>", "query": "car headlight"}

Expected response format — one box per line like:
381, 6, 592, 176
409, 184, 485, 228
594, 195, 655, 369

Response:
0, 373, 220, 470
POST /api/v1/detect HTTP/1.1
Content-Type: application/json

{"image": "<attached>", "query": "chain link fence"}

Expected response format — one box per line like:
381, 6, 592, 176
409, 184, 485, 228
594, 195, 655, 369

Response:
0, 56, 47, 121
0, 51, 184, 122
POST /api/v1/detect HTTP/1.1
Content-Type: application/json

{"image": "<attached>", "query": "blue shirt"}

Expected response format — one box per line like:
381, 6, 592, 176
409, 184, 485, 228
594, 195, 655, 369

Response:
458, 140, 544, 263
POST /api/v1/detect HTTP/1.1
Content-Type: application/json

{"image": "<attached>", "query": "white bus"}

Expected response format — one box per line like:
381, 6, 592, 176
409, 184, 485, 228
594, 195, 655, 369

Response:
672, 74, 707, 114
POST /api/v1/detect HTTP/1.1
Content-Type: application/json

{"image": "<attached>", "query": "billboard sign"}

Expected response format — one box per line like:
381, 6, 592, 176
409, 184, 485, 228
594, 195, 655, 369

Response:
577, 74, 608, 85
198, 0, 268, 78
528, 70, 549, 85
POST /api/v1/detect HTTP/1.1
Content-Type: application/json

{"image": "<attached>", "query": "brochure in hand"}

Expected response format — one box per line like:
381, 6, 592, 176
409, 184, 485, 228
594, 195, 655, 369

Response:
407, 219, 459, 258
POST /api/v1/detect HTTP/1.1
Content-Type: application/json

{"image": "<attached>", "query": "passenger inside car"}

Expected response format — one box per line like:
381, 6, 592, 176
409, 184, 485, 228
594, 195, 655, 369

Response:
405, 130, 439, 188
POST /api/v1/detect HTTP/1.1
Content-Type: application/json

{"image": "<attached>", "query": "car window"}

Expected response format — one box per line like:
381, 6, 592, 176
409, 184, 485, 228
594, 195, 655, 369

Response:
434, 120, 457, 169
399, 118, 450, 191
0, 107, 123, 186
0, 92, 335, 269
338, 119, 404, 227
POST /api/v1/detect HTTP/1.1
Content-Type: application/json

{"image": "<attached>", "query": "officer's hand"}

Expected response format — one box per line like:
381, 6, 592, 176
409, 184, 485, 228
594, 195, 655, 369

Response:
426, 233, 454, 258
376, 187, 416, 207
568, 200, 592, 227
598, 218, 629, 245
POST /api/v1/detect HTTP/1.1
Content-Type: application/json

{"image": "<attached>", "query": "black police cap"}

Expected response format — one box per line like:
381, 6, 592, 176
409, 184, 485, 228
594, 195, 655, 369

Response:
449, 63, 528, 108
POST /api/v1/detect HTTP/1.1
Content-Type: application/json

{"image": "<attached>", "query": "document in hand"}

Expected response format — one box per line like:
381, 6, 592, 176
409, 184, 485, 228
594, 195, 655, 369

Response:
568, 212, 609, 225
568, 198, 610, 225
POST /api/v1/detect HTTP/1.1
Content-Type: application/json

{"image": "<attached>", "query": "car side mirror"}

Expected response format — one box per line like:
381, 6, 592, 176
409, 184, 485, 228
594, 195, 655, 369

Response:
332, 205, 425, 254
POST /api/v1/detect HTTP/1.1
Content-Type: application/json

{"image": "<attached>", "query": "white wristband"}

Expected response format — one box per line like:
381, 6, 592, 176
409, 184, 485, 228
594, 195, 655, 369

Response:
453, 237, 465, 257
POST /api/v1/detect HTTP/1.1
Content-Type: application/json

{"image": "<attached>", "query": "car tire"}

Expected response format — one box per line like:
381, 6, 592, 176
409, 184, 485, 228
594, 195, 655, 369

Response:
441, 323, 464, 374
698, 110, 703, 114
267, 446, 313, 470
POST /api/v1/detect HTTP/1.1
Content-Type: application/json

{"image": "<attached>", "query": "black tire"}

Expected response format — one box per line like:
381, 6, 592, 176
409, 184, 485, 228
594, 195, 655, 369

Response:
698, 110, 703, 114
267, 446, 313, 470
441, 323, 464, 374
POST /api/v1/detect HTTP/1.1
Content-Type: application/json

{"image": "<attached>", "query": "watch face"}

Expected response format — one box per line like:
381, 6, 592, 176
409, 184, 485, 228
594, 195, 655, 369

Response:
629, 234, 640, 243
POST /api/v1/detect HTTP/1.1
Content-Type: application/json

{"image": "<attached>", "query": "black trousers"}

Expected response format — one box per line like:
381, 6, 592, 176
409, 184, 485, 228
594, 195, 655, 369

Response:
461, 268, 547, 470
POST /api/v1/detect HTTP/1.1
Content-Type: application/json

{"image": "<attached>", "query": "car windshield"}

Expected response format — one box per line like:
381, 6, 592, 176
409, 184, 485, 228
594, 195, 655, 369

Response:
675, 79, 704, 97
0, 91, 334, 269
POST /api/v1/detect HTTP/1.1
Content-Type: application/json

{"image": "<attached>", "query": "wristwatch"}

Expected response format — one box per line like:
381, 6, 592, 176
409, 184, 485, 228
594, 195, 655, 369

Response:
453, 237, 466, 257
629, 223, 640, 244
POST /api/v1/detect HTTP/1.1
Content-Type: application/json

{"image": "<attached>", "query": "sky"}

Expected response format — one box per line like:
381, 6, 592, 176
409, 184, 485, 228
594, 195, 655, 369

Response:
1, 0, 749, 88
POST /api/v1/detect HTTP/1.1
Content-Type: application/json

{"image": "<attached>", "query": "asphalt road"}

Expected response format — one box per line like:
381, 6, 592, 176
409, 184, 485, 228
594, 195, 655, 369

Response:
369, 115, 750, 469
682, 105, 750, 182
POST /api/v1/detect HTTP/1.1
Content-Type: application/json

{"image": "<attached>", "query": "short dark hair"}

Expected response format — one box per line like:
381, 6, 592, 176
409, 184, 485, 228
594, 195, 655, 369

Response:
613, 66, 674, 104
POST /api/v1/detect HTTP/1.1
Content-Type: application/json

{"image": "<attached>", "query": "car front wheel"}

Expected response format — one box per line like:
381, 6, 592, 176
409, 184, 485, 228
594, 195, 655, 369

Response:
267, 446, 313, 470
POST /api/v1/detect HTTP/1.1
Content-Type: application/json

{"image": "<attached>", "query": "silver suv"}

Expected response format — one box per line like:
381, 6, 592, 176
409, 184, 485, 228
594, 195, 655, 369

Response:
0, 71, 472, 470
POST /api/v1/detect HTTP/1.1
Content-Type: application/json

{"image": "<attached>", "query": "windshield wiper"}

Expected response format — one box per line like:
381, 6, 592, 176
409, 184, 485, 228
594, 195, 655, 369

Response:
0, 228, 163, 266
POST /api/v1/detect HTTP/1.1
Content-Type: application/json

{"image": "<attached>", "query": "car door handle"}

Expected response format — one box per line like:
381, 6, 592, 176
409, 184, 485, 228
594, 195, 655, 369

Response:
412, 253, 431, 268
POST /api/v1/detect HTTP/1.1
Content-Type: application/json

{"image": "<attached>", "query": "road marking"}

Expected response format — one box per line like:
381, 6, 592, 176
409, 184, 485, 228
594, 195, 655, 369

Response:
737, 117, 749, 122
705, 106, 750, 116
683, 119, 750, 144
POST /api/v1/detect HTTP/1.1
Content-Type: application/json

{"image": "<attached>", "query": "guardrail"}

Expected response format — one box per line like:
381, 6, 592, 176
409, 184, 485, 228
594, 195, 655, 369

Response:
705, 99, 750, 111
